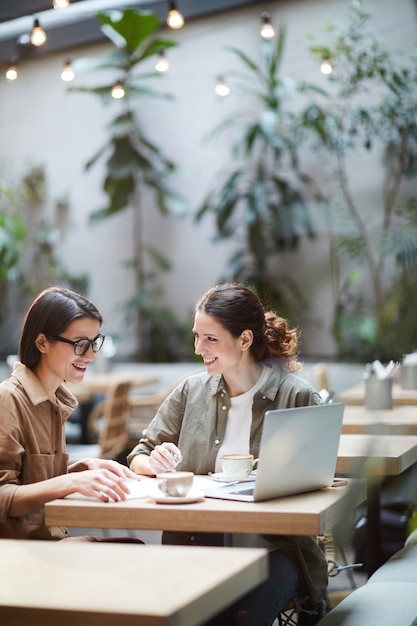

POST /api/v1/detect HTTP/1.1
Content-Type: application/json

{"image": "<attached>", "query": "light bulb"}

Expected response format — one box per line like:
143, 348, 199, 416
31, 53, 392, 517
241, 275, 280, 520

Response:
31, 18, 47, 46
111, 81, 125, 99
53, 0, 69, 8
320, 59, 333, 75
215, 76, 230, 97
167, 1, 184, 29
260, 12, 275, 39
61, 58, 74, 81
6, 63, 17, 81
155, 49, 169, 72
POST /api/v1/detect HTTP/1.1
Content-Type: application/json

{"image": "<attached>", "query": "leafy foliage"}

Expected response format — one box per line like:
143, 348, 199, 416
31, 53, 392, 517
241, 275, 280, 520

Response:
196, 26, 323, 320
0, 165, 88, 355
70, 9, 189, 360
304, 0, 417, 360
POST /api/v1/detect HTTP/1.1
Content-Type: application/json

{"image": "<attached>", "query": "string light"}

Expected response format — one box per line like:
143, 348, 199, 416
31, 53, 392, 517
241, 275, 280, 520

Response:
61, 58, 74, 81
155, 48, 169, 72
214, 76, 230, 97
167, 1, 184, 30
31, 18, 47, 46
260, 12, 275, 39
53, 0, 70, 8
320, 59, 333, 75
6, 59, 18, 81
111, 81, 125, 99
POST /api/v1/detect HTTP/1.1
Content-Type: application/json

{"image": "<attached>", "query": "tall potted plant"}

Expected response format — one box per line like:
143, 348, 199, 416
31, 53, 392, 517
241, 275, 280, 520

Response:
196, 25, 325, 320
70, 9, 188, 360
304, 0, 417, 360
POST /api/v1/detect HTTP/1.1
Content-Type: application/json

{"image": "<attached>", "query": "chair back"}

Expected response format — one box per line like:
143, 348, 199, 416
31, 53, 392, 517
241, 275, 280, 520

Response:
89, 378, 133, 459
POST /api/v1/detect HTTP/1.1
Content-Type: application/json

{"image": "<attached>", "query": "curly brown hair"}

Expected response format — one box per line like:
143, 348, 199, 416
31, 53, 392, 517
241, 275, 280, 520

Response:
195, 283, 300, 370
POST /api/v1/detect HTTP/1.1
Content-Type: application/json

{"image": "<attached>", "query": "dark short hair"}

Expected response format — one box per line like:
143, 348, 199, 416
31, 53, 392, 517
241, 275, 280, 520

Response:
19, 287, 103, 370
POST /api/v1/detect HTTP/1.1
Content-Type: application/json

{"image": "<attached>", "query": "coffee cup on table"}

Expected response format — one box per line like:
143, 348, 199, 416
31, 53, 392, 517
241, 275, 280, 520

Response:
221, 454, 257, 479
156, 471, 194, 497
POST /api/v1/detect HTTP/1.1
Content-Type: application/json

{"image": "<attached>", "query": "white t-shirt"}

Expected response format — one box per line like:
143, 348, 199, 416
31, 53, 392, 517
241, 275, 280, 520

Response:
215, 365, 271, 472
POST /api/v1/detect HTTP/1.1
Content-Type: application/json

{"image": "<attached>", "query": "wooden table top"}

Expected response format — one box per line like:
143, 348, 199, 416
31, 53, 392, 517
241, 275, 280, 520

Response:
0, 540, 268, 626
339, 382, 417, 406
342, 405, 417, 435
45, 478, 366, 537
336, 433, 417, 477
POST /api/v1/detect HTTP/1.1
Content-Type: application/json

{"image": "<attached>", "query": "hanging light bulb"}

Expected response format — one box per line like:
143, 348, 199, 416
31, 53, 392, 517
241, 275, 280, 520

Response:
320, 59, 333, 75
155, 48, 169, 73
111, 81, 125, 99
53, 0, 69, 8
260, 12, 275, 39
31, 18, 47, 46
61, 58, 74, 81
214, 76, 230, 97
167, 1, 184, 29
6, 61, 18, 81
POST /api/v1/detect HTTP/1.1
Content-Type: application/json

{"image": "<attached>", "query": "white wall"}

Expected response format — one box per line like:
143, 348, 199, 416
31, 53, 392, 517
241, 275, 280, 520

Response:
1, 0, 416, 358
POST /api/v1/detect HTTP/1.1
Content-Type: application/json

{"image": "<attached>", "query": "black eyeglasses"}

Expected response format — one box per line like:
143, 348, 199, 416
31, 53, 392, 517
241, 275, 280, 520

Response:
49, 334, 105, 356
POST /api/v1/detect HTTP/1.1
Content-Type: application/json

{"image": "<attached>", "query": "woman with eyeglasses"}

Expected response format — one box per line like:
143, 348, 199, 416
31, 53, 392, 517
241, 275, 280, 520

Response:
0, 286, 139, 540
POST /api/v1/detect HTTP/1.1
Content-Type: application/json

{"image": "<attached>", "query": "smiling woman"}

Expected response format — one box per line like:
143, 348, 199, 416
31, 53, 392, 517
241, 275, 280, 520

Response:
0, 286, 140, 541
127, 282, 327, 625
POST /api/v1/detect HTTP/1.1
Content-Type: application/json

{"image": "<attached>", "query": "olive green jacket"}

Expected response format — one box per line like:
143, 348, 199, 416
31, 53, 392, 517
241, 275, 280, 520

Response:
127, 364, 327, 604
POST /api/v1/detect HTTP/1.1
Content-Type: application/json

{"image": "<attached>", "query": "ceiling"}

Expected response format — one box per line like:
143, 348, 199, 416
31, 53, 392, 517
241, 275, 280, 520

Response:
0, 0, 264, 65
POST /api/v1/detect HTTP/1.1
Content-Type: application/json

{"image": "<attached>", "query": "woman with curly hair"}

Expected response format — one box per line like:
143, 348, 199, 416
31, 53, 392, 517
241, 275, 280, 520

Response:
128, 283, 327, 625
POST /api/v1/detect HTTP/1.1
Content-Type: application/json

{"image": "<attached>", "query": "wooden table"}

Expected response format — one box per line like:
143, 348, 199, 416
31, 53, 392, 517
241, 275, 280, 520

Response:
45, 479, 365, 537
0, 540, 267, 626
336, 433, 417, 574
342, 405, 417, 436
339, 382, 417, 406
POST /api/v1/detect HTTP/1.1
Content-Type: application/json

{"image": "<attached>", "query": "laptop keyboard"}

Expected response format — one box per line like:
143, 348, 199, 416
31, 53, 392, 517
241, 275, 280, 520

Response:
231, 487, 254, 496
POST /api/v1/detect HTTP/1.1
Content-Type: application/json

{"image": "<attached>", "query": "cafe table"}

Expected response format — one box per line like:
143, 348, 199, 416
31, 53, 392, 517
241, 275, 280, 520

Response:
336, 433, 417, 574
342, 405, 417, 436
339, 381, 417, 406
0, 539, 268, 626
45, 478, 366, 538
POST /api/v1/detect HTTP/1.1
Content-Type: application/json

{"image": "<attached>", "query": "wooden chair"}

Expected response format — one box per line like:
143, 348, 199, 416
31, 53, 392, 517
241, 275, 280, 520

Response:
66, 378, 133, 463
127, 370, 202, 446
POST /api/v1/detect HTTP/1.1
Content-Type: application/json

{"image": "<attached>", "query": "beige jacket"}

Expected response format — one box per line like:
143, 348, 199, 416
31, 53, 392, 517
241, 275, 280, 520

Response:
0, 363, 77, 539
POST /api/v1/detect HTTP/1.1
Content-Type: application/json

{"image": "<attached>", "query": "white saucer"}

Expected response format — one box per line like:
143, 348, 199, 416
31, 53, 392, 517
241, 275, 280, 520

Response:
211, 472, 256, 483
149, 489, 205, 504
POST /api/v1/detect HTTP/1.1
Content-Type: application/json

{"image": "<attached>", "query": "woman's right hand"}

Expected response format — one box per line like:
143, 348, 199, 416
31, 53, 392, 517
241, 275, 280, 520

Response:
69, 468, 132, 502
149, 442, 183, 475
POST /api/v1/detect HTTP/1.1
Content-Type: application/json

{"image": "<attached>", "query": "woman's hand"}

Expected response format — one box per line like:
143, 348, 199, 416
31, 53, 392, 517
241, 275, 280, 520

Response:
68, 466, 138, 502
149, 442, 183, 475
68, 459, 140, 501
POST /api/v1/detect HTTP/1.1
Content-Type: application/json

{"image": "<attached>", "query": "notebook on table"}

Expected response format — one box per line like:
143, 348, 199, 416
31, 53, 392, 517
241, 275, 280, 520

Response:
204, 402, 345, 502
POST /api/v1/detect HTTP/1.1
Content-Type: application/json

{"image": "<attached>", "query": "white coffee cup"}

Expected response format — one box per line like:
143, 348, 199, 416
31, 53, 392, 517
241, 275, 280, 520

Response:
156, 471, 194, 497
221, 454, 257, 479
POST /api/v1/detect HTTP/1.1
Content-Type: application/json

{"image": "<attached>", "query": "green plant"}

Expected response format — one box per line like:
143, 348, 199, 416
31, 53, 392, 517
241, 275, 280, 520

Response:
196, 26, 325, 320
0, 164, 88, 355
0, 183, 25, 287
70, 8, 188, 360
304, 0, 417, 360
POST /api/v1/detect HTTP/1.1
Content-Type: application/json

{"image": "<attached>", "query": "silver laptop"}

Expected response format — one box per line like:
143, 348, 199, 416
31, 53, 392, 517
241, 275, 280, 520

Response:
204, 402, 345, 502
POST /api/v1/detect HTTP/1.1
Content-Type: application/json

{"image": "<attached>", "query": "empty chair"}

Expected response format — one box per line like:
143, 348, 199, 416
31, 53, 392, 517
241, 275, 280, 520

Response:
67, 378, 133, 464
